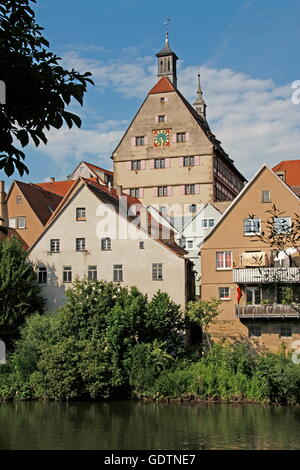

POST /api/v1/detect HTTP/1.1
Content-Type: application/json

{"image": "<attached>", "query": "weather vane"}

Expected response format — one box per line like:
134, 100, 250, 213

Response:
164, 18, 171, 34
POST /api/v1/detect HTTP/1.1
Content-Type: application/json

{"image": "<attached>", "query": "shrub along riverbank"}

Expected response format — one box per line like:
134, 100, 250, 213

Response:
1, 279, 300, 404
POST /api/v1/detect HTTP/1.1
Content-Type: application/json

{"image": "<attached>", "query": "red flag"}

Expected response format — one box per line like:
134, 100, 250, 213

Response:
237, 286, 242, 304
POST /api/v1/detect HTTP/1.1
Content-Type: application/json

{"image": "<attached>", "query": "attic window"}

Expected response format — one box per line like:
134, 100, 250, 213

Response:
262, 190, 271, 203
160, 97, 165, 103
16, 195, 22, 204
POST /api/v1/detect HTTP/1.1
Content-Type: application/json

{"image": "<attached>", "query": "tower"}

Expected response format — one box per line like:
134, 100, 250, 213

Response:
156, 32, 178, 88
193, 72, 207, 120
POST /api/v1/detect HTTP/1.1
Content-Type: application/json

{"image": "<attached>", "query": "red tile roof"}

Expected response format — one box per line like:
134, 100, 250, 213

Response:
272, 160, 300, 187
16, 181, 63, 225
149, 77, 175, 94
83, 162, 113, 176
36, 180, 75, 197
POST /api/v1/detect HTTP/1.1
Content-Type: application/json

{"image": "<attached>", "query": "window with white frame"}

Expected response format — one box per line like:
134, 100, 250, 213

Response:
16, 195, 22, 204
152, 263, 163, 280
63, 266, 72, 283
50, 239, 60, 253
219, 287, 231, 300
76, 238, 86, 251
216, 251, 233, 270
37, 266, 47, 284
202, 218, 215, 229
135, 136, 144, 146
262, 190, 271, 202
76, 207, 86, 221
244, 218, 261, 235
88, 265, 97, 281
189, 204, 197, 214
17, 217, 26, 229
183, 156, 194, 167
187, 240, 194, 250
101, 238, 111, 251
113, 264, 123, 282
273, 217, 291, 234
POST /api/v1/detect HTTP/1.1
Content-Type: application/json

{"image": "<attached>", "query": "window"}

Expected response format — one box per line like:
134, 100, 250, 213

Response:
101, 238, 111, 251
131, 160, 141, 171
154, 158, 165, 169
216, 251, 233, 270
76, 238, 86, 251
179, 239, 186, 249
16, 195, 22, 204
160, 97, 165, 103
246, 287, 260, 305
113, 264, 123, 282
219, 287, 230, 300
63, 266, 72, 283
17, 217, 26, 229
184, 156, 194, 167
185, 184, 195, 195
139, 241, 144, 249
152, 263, 163, 280
8, 218, 16, 229
262, 190, 271, 202
88, 265, 97, 281
158, 186, 168, 197
76, 208, 86, 221
158, 115, 165, 122
244, 218, 261, 235
273, 217, 291, 234
135, 136, 144, 146
202, 219, 215, 229
176, 132, 186, 142
189, 204, 197, 214
280, 326, 292, 337
37, 267, 47, 284
130, 188, 140, 198
187, 240, 194, 250
249, 325, 261, 337
50, 239, 60, 253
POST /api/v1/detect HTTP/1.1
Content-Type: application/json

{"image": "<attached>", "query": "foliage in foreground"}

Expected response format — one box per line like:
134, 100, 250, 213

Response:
0, 279, 183, 400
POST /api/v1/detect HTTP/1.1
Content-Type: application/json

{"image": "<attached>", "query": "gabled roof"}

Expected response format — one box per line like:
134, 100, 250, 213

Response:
272, 160, 300, 187
36, 180, 75, 197
83, 161, 113, 176
203, 164, 300, 245
149, 76, 175, 94
14, 181, 63, 225
29, 178, 188, 259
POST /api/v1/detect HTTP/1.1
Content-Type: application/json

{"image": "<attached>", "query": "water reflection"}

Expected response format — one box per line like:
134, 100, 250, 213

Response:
0, 401, 300, 450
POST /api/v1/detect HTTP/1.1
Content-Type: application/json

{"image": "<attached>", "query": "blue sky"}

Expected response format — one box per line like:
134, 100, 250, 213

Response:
3, 0, 300, 190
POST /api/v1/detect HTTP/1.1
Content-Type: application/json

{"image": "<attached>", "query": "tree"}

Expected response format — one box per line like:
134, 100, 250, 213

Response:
0, 0, 93, 177
0, 235, 44, 344
185, 298, 221, 351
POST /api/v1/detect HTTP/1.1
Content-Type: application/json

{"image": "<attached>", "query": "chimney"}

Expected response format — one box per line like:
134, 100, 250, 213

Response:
0, 181, 8, 225
116, 185, 122, 196
50, 177, 55, 183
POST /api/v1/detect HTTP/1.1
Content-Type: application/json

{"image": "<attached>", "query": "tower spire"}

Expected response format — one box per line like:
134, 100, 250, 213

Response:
156, 28, 178, 88
193, 70, 207, 120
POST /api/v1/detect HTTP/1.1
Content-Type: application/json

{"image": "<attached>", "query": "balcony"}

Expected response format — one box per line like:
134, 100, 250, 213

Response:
235, 304, 300, 319
233, 267, 300, 284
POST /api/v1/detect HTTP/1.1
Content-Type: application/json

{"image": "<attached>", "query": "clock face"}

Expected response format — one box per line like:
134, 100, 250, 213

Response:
153, 129, 171, 147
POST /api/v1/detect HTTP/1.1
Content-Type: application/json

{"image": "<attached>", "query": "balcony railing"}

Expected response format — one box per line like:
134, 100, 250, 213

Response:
235, 304, 300, 318
233, 267, 300, 284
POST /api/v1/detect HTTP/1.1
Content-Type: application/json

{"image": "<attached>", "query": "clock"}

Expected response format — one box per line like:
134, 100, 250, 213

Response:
153, 129, 171, 147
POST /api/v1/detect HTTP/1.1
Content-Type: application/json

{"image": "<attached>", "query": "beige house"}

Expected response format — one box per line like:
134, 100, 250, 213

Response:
201, 165, 300, 351
28, 178, 194, 311
69, 161, 113, 186
112, 34, 246, 216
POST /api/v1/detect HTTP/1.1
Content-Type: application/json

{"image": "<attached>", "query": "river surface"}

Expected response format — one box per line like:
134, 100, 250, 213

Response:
0, 401, 299, 450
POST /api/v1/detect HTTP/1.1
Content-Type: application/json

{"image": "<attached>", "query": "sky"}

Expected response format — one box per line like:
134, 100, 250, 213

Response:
3, 0, 300, 189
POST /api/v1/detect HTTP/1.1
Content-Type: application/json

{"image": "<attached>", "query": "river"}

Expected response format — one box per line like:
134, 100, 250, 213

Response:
0, 401, 299, 450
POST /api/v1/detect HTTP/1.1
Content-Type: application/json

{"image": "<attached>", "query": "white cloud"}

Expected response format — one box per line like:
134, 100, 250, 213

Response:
42, 50, 300, 179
